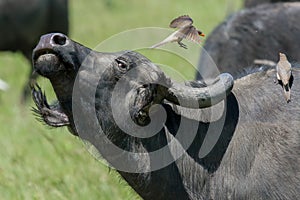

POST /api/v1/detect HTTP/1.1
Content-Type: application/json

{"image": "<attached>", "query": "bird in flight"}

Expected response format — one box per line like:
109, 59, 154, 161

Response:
151, 15, 205, 49
276, 52, 292, 103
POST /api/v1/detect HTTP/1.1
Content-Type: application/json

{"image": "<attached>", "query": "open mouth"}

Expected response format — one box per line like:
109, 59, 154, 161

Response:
32, 48, 67, 78
31, 49, 71, 128
33, 49, 60, 67
33, 48, 56, 60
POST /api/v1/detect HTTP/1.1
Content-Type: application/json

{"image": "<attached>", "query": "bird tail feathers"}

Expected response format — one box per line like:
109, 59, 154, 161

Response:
283, 84, 291, 103
150, 40, 168, 49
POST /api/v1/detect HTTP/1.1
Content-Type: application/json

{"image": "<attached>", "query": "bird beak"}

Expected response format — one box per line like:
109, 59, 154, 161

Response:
199, 33, 205, 37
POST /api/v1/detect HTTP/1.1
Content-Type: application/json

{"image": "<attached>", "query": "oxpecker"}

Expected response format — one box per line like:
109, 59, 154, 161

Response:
151, 15, 205, 49
276, 53, 292, 103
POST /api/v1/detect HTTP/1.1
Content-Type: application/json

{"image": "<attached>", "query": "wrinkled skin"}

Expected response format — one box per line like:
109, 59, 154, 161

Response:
197, 3, 300, 80
31, 33, 299, 200
0, 0, 68, 101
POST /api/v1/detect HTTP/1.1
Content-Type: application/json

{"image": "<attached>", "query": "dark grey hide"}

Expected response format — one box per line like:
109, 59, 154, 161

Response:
31, 33, 299, 200
197, 3, 300, 80
244, 0, 299, 8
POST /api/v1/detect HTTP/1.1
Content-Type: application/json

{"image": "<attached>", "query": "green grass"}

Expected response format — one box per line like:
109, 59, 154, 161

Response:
0, 0, 242, 199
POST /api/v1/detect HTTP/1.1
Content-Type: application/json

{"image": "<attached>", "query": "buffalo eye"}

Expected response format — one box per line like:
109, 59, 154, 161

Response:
115, 57, 129, 72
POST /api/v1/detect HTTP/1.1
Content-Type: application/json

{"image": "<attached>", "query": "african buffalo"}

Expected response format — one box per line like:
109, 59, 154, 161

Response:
197, 3, 300, 80
0, 0, 68, 100
244, 0, 299, 8
31, 33, 300, 200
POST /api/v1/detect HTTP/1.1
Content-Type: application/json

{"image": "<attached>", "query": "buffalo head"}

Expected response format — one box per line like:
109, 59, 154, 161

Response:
32, 33, 233, 131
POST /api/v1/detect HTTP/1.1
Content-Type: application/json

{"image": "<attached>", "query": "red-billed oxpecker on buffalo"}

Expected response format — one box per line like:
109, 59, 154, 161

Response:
276, 53, 292, 103
197, 3, 300, 81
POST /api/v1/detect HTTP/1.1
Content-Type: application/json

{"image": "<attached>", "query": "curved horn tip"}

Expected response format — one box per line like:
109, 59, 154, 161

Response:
218, 73, 234, 92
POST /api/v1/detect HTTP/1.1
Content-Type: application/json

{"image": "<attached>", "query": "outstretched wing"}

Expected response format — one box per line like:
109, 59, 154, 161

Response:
185, 26, 201, 43
170, 15, 193, 28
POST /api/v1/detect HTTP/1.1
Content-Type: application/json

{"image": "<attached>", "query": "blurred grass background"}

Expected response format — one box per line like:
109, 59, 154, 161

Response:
0, 0, 242, 199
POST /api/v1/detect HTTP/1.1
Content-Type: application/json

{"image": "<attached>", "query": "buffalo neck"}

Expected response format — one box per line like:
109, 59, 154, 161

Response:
50, 43, 92, 121
93, 87, 210, 199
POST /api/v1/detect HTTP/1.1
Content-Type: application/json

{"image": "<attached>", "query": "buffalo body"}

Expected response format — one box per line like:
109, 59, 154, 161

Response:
31, 33, 300, 200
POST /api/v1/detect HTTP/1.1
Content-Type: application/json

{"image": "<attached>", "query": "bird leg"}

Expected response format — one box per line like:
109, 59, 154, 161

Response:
178, 41, 187, 49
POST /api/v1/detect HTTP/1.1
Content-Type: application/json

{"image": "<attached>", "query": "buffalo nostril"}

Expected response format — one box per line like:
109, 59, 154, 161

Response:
51, 34, 67, 46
